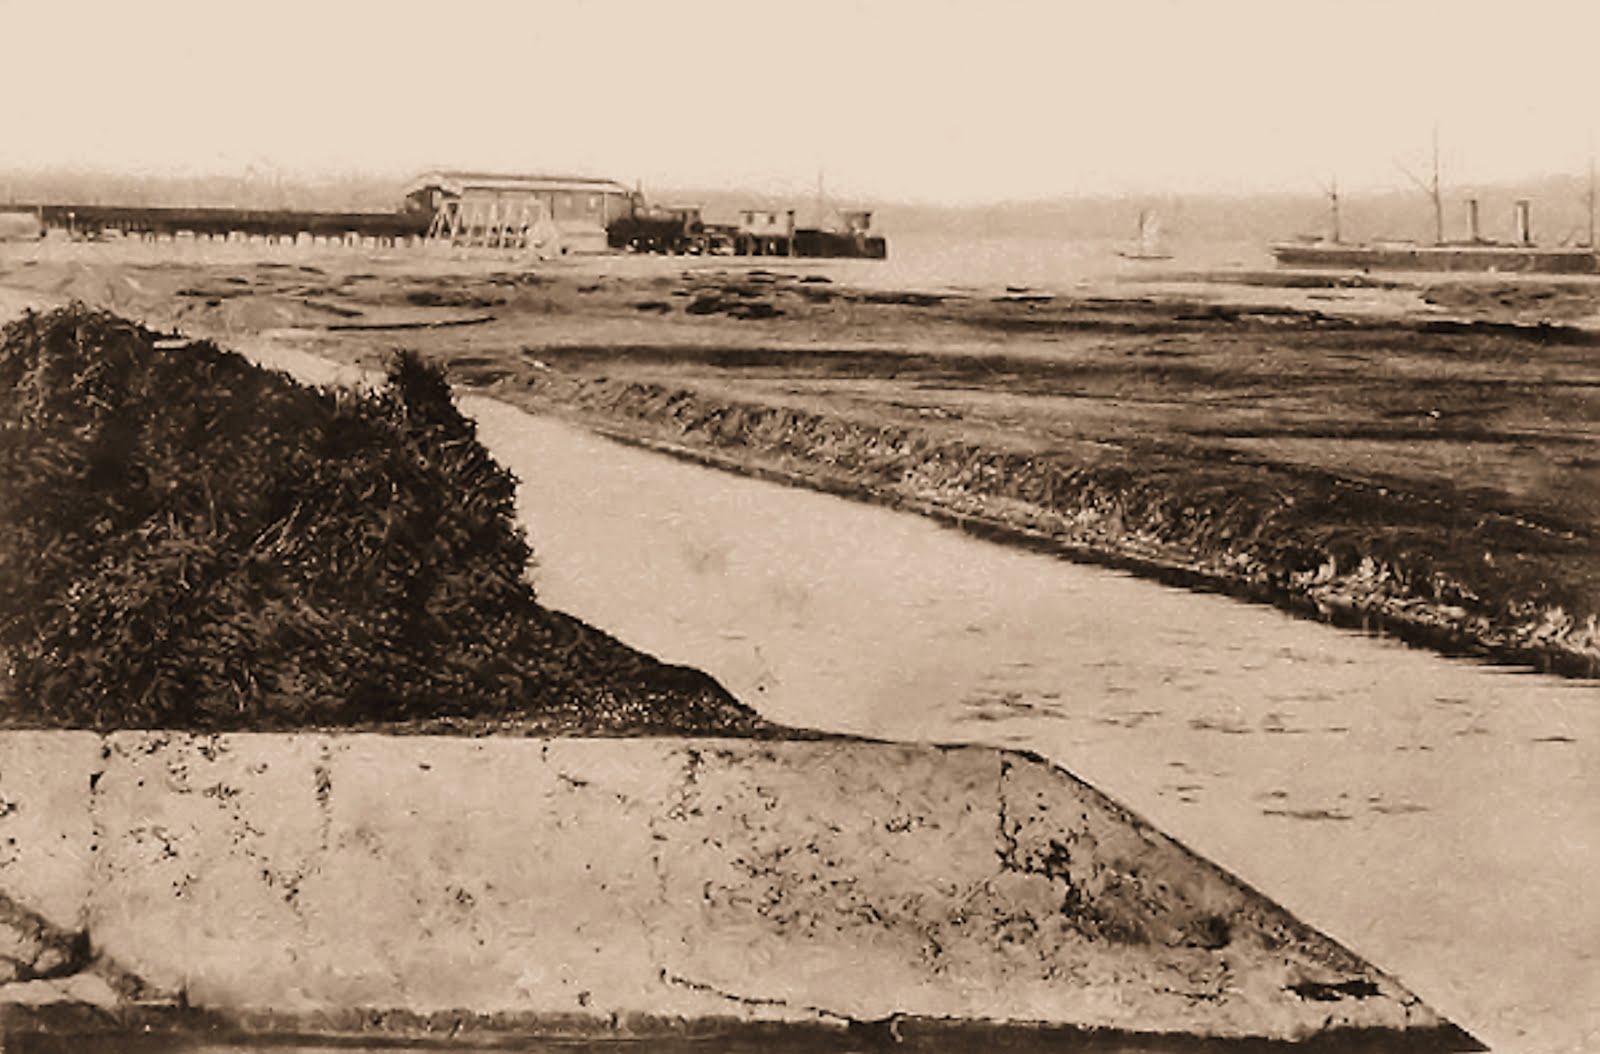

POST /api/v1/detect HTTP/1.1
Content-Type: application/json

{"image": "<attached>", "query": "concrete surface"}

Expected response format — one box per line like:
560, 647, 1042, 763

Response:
0, 733, 1470, 1046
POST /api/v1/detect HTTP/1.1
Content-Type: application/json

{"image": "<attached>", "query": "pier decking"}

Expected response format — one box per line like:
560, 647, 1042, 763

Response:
27, 204, 432, 244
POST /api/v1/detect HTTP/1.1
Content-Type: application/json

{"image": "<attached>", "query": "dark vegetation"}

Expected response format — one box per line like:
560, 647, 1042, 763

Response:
0, 305, 768, 734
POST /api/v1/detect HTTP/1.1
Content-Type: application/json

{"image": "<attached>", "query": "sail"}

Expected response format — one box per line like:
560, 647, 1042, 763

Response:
1121, 210, 1171, 260
1139, 212, 1163, 253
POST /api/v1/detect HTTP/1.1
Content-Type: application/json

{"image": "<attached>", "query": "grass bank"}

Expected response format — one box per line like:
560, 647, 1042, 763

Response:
0, 304, 770, 735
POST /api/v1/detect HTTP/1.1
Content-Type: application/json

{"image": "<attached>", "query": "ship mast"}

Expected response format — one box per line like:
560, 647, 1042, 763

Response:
1588, 149, 1596, 248
1430, 125, 1444, 245
1396, 126, 1447, 245
1326, 175, 1341, 244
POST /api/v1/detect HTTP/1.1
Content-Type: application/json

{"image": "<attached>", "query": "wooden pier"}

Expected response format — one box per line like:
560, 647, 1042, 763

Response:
28, 205, 432, 245
14, 173, 889, 259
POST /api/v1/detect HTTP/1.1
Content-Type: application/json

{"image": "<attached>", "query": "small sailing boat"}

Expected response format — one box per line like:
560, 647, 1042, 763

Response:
1118, 209, 1173, 260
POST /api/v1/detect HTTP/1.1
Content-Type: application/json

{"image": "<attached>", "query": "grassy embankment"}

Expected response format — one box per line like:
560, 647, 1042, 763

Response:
0, 304, 770, 735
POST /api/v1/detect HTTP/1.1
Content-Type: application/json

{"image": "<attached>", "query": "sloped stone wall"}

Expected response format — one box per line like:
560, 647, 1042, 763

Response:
0, 733, 1463, 1044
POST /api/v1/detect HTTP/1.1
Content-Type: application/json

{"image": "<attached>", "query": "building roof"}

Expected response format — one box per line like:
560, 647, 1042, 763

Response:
406, 171, 633, 197
731, 203, 873, 231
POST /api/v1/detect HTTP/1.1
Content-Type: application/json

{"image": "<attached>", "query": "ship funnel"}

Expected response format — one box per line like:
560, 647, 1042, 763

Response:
1466, 198, 1481, 242
1515, 200, 1532, 246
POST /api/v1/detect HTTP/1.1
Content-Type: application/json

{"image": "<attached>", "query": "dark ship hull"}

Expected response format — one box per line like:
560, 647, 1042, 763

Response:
1272, 241, 1599, 274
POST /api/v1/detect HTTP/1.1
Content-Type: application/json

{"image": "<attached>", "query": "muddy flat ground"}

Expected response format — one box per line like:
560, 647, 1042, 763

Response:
2, 242, 1597, 673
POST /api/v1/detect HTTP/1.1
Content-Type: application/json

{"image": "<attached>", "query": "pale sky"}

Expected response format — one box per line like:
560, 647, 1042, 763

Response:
4, 0, 1599, 203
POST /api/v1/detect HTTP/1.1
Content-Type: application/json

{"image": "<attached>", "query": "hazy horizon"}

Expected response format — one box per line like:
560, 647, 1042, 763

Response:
6, 0, 1600, 206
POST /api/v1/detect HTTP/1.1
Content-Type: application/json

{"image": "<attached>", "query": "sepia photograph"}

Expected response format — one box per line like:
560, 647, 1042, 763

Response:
0, 1, 1594, 1052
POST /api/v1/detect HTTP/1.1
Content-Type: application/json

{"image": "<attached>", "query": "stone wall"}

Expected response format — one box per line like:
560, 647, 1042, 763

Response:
0, 733, 1470, 1045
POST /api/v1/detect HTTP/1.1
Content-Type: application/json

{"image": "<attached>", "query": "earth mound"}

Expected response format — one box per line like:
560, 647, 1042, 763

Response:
0, 304, 767, 735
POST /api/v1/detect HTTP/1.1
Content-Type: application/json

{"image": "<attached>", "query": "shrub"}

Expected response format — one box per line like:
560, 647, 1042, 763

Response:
0, 304, 759, 733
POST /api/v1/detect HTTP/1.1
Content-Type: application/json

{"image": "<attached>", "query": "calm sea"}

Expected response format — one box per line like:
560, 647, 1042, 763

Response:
817, 232, 1275, 294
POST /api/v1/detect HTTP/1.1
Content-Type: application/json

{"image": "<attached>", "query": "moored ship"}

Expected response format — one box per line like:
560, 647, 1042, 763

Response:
1273, 137, 1599, 274
1272, 235, 1599, 274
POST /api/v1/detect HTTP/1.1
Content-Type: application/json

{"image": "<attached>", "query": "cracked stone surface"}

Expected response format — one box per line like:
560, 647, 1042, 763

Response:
0, 732, 1468, 1043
